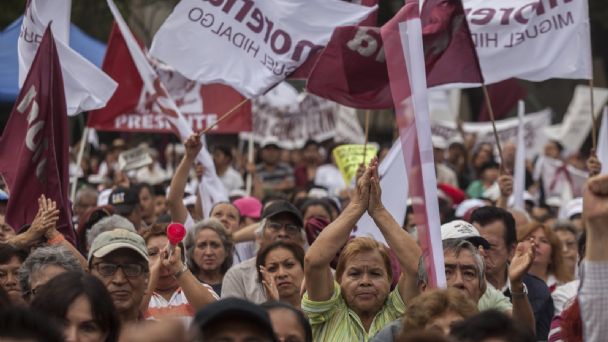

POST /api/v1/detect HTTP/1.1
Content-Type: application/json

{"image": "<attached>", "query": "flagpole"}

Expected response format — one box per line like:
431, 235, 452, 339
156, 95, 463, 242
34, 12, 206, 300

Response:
70, 126, 88, 202
481, 84, 506, 172
589, 78, 597, 151
362, 110, 371, 162
202, 98, 251, 134
245, 134, 254, 196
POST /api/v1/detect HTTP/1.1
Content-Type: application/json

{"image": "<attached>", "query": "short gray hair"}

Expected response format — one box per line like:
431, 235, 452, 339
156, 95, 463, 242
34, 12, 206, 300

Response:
87, 214, 136, 247
75, 186, 99, 205
417, 239, 485, 289
185, 218, 234, 275
18, 246, 82, 296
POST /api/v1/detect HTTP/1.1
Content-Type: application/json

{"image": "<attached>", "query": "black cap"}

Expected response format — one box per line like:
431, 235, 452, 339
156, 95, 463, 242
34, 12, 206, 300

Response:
108, 187, 139, 216
262, 200, 303, 227
192, 298, 278, 341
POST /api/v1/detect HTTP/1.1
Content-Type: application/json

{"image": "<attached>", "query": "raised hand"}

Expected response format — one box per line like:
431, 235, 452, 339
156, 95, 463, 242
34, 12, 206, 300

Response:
587, 152, 601, 177
30, 195, 60, 240
509, 240, 535, 284
351, 163, 371, 214
161, 245, 186, 276
259, 265, 280, 301
498, 174, 513, 198
367, 158, 385, 217
184, 133, 203, 160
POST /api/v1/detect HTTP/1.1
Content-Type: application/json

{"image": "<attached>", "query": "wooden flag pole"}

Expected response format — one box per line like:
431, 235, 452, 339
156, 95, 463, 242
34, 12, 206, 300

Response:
201, 98, 251, 134
70, 127, 89, 202
481, 84, 506, 171
590, 78, 597, 151
362, 110, 371, 162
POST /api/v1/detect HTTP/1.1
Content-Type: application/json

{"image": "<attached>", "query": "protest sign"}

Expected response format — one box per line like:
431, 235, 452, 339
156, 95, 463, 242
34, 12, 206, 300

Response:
333, 144, 378, 184
543, 86, 608, 153
463, 0, 591, 83
242, 92, 365, 149
118, 147, 153, 171
431, 109, 552, 158
150, 0, 376, 97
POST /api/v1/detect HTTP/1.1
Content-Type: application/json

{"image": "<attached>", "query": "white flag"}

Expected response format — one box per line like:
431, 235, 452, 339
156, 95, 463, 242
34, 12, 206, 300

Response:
512, 101, 526, 210
18, 0, 117, 115
463, 0, 592, 83
355, 140, 408, 244
107, 0, 228, 216
597, 107, 608, 175
149, 0, 376, 97
544, 86, 608, 153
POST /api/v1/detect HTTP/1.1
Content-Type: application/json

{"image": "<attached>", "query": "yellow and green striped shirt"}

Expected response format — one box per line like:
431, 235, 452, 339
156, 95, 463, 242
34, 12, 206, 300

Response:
302, 282, 406, 342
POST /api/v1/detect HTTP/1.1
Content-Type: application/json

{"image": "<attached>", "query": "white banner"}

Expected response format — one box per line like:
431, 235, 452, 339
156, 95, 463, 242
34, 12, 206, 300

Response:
431, 109, 552, 159
149, 0, 376, 97
462, 0, 591, 83
242, 92, 364, 149
544, 85, 608, 153
18, 0, 117, 115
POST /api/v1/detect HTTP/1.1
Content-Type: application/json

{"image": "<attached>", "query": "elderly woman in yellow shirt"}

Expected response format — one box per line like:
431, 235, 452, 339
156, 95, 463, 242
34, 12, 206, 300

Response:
302, 159, 422, 341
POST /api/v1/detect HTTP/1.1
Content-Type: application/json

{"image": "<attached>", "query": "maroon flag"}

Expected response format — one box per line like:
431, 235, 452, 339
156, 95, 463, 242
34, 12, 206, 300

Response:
306, 26, 391, 109
307, 0, 482, 109
288, 0, 379, 80
478, 78, 527, 121
0, 26, 74, 242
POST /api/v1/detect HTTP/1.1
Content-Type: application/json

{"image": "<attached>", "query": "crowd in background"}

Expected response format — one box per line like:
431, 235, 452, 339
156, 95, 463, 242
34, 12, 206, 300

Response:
0, 127, 607, 342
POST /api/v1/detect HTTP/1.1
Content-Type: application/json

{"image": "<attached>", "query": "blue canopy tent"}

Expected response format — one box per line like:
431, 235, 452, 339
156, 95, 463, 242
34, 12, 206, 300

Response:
0, 16, 107, 102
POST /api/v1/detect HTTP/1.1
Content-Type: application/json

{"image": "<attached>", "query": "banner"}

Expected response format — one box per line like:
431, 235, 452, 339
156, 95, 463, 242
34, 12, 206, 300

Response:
149, 0, 376, 97
0, 27, 74, 242
431, 109, 552, 159
242, 92, 365, 149
87, 24, 251, 134
118, 147, 153, 171
464, 0, 592, 83
543, 85, 608, 153
333, 144, 379, 184
18, 0, 117, 115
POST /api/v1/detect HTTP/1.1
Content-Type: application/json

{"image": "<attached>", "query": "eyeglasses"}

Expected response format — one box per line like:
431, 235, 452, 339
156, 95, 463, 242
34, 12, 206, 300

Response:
93, 262, 146, 277
266, 221, 301, 235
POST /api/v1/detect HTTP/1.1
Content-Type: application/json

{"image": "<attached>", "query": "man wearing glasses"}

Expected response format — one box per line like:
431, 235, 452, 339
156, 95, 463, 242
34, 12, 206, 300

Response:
88, 229, 150, 324
222, 200, 304, 303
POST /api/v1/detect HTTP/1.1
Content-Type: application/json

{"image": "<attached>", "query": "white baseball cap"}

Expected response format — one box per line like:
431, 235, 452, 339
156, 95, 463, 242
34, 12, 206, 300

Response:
441, 219, 491, 250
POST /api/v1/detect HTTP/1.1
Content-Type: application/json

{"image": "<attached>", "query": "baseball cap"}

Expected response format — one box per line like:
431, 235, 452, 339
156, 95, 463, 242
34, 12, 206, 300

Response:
233, 196, 262, 219
432, 135, 448, 149
88, 228, 148, 263
108, 187, 139, 215
192, 298, 278, 341
261, 136, 281, 149
441, 220, 491, 250
262, 200, 303, 227
563, 197, 583, 219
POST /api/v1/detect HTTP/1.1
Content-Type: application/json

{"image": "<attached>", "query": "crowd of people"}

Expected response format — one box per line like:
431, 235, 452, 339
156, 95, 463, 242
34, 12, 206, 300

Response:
0, 128, 606, 342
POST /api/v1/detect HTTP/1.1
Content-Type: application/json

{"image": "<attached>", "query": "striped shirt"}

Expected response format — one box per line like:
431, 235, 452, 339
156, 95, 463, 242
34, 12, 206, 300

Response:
302, 282, 406, 342
145, 284, 219, 326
